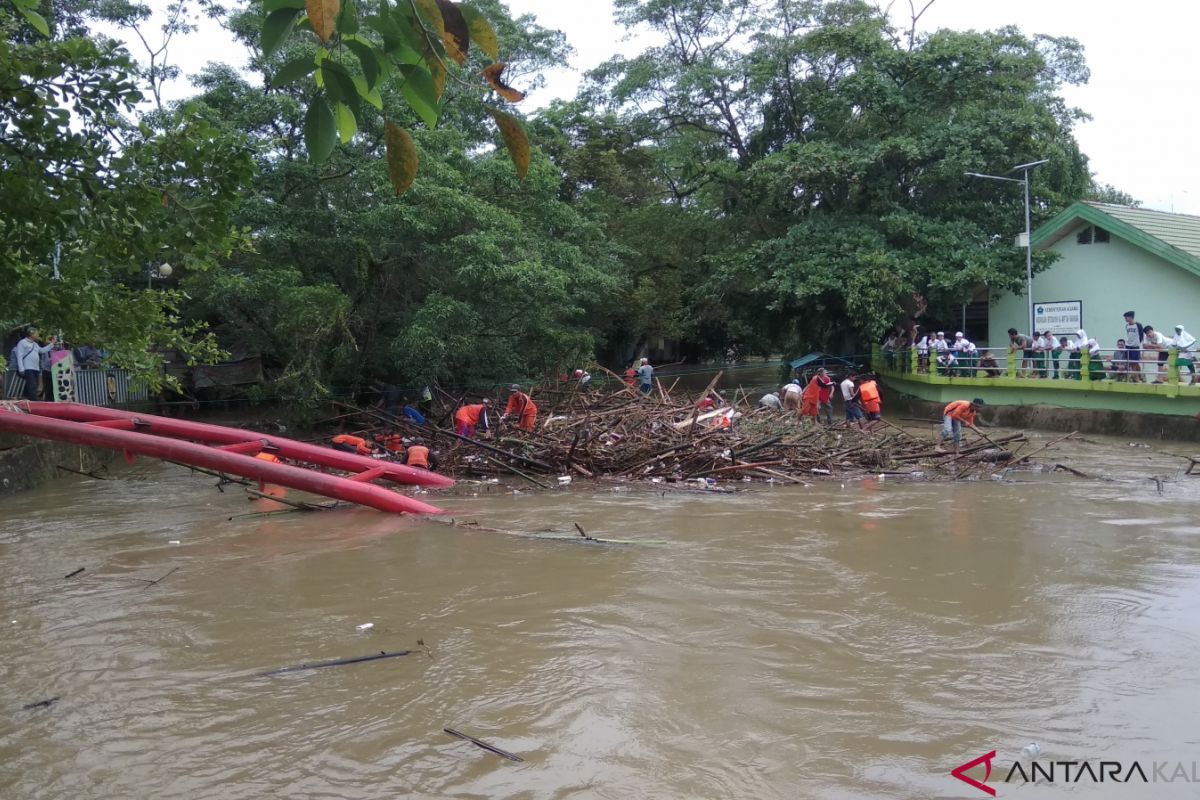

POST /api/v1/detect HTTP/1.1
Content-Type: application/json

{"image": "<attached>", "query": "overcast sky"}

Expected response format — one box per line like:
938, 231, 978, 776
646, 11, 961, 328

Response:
149, 0, 1199, 215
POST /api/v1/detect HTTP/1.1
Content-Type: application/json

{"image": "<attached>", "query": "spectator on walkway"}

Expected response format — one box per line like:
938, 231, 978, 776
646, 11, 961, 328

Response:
978, 350, 1000, 377
1065, 335, 1081, 379
936, 350, 957, 375
1143, 325, 1169, 383
1123, 311, 1145, 383
15, 327, 55, 402
1008, 328, 1034, 375
1172, 325, 1197, 384
915, 329, 930, 373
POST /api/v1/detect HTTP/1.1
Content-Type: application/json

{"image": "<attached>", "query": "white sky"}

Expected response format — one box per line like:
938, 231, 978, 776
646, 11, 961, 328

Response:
145, 0, 1199, 215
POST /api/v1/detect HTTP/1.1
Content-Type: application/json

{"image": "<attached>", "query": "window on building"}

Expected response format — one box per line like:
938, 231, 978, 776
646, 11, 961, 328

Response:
1075, 225, 1111, 245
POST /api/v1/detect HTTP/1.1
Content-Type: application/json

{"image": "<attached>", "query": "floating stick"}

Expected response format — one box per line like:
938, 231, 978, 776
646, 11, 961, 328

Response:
443, 727, 524, 762
258, 650, 412, 677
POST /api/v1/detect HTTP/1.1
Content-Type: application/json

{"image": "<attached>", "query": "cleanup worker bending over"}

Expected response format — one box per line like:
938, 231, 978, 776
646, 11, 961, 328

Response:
401, 439, 439, 471
454, 398, 491, 438
941, 398, 985, 454
502, 384, 538, 432
331, 433, 375, 455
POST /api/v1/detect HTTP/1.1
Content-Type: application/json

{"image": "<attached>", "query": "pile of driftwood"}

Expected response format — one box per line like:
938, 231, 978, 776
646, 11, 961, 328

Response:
331, 373, 1068, 488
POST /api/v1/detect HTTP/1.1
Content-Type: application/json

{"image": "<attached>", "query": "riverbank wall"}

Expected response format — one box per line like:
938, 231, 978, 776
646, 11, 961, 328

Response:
884, 390, 1200, 442
0, 433, 114, 496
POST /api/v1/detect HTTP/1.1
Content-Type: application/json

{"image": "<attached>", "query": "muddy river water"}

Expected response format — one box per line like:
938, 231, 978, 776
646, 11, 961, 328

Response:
3, 430, 1200, 799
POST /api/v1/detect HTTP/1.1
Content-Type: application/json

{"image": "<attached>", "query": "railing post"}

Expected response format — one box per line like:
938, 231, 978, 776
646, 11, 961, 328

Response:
1006, 350, 1017, 379
871, 344, 881, 372
1081, 349, 1092, 387
910, 346, 918, 374
1169, 348, 1180, 384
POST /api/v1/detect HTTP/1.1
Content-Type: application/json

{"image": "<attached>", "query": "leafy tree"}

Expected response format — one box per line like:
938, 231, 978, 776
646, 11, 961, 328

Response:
579, 0, 1095, 356
0, 4, 253, 379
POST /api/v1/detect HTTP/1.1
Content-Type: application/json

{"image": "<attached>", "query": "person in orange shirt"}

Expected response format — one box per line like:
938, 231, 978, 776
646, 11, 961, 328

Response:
941, 398, 985, 453
501, 384, 538, 432
454, 399, 491, 438
858, 375, 882, 421
331, 433, 375, 455
800, 375, 820, 422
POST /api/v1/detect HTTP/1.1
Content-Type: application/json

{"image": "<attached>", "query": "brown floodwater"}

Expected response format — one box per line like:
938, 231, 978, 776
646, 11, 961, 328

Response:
4, 431, 1200, 799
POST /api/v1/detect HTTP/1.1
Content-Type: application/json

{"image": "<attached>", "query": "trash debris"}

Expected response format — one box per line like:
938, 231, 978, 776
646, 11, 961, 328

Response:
355, 623, 375, 632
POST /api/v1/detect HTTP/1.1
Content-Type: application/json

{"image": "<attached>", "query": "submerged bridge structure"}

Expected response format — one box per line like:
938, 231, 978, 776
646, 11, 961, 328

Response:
0, 402, 451, 514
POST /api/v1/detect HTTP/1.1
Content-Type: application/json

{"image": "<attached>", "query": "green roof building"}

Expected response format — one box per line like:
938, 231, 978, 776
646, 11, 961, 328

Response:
987, 202, 1200, 348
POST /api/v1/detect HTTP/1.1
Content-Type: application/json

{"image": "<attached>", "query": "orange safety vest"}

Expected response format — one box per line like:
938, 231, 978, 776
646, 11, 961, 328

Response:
944, 400, 976, 425
505, 392, 536, 417
332, 434, 371, 455
623, 368, 636, 385
406, 445, 430, 469
455, 404, 487, 425
377, 434, 404, 453
858, 381, 881, 412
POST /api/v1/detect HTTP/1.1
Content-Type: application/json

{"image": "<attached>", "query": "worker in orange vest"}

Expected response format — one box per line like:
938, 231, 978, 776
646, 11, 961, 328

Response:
941, 398, 985, 453
376, 433, 405, 456
454, 399, 491, 438
331, 433, 375, 455
501, 384, 538, 432
857, 375, 882, 421
623, 364, 637, 386
401, 439, 439, 471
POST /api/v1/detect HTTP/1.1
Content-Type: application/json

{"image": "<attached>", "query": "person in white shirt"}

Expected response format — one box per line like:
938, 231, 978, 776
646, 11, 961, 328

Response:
839, 372, 864, 429
936, 350, 957, 375
14, 327, 56, 402
1172, 325, 1197, 384
914, 330, 930, 373
1142, 325, 1169, 383
1063, 336, 1080, 379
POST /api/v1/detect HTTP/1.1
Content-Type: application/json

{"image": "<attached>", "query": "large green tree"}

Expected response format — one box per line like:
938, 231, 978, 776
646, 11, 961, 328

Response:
576, 0, 1097, 356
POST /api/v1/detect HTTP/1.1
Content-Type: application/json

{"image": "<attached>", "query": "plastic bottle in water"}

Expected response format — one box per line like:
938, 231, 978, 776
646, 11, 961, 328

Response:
1022, 743, 1042, 759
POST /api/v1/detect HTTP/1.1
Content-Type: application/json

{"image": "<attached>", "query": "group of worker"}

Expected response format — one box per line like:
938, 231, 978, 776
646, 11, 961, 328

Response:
451, 384, 540, 438
763, 368, 883, 429
329, 433, 439, 470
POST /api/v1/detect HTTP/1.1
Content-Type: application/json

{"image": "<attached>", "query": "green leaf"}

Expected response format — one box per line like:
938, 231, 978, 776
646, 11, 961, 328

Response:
384, 121, 418, 196
352, 74, 383, 110
270, 57, 319, 88
321, 60, 361, 117
335, 0, 358, 35
263, 0, 305, 12
398, 63, 439, 128
334, 102, 358, 144
458, 4, 498, 61
261, 8, 303, 58
343, 38, 380, 88
304, 95, 337, 162
17, 6, 50, 37
486, 106, 530, 181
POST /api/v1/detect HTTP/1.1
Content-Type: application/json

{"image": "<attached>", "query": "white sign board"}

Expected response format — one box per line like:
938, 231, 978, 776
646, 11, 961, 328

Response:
1033, 301, 1082, 335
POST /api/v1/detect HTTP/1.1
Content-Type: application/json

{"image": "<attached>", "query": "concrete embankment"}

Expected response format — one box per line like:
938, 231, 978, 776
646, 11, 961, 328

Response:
0, 433, 114, 495
886, 391, 1200, 442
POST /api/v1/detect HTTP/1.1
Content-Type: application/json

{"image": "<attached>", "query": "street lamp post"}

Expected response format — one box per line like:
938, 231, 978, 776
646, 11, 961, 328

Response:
965, 159, 1049, 337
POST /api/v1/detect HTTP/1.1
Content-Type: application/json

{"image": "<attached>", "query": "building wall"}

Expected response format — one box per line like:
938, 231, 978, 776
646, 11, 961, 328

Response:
987, 224, 1200, 348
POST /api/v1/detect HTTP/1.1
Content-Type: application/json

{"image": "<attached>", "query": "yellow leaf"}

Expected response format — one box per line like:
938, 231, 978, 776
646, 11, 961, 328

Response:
306, 0, 339, 43
486, 107, 530, 182
430, 57, 446, 99
412, 0, 444, 43
435, 0, 469, 65
384, 121, 419, 196
482, 62, 525, 103
459, 4, 498, 61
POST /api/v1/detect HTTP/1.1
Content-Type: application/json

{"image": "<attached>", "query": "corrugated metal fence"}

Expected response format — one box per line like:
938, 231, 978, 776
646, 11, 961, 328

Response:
3, 368, 148, 406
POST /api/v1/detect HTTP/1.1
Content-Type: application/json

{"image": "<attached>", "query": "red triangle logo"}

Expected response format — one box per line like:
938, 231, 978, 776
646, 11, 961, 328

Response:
951, 750, 997, 796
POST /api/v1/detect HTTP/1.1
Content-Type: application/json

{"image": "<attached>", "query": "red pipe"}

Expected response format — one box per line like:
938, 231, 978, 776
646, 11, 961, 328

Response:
19, 402, 453, 489
0, 409, 445, 515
